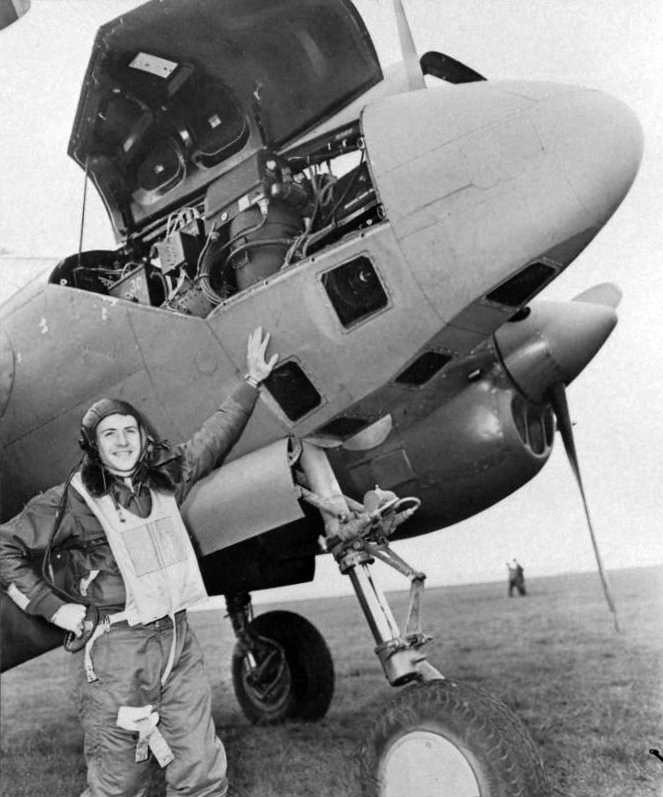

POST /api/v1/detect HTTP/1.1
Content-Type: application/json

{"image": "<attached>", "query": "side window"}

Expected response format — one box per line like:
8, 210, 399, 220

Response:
263, 361, 322, 422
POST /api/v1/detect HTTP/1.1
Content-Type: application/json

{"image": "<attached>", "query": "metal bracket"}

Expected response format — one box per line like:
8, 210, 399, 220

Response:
296, 441, 443, 686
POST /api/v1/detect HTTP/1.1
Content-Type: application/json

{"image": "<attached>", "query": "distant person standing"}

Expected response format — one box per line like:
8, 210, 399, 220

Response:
507, 558, 527, 596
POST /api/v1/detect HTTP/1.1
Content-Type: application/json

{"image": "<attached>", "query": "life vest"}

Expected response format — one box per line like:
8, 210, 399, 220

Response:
70, 472, 208, 625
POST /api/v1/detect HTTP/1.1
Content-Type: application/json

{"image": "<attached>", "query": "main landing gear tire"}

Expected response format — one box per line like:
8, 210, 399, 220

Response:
360, 679, 550, 797
231, 610, 334, 725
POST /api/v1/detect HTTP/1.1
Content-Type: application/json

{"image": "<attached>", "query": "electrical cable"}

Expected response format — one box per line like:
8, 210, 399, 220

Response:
195, 213, 269, 303
40, 460, 84, 603
320, 151, 366, 228
40, 459, 103, 653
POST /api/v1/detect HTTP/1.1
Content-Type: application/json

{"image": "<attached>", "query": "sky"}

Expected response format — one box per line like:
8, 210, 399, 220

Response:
0, 0, 661, 609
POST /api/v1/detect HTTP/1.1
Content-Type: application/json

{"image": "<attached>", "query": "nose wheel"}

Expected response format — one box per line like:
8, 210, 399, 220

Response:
360, 679, 550, 796
296, 441, 550, 795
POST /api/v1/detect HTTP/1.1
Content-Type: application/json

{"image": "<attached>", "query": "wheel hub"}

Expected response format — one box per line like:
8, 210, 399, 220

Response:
240, 637, 291, 711
378, 730, 481, 797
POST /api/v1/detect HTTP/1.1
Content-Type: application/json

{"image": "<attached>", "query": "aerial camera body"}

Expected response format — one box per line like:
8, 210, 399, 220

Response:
50, 126, 381, 318
48, 0, 388, 324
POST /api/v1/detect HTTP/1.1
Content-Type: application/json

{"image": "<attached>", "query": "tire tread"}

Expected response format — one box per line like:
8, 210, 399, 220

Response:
360, 679, 550, 796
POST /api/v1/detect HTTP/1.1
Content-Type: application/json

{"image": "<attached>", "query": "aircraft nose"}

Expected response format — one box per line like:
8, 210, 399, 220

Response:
494, 291, 619, 403
362, 82, 642, 323
526, 84, 644, 226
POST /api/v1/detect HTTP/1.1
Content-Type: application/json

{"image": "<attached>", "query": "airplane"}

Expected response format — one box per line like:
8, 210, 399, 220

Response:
0, 0, 643, 793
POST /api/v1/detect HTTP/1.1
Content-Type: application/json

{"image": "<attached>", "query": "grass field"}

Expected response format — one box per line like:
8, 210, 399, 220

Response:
1, 565, 662, 796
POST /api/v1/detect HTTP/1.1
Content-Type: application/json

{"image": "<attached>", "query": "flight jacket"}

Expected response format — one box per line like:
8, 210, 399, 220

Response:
0, 381, 258, 623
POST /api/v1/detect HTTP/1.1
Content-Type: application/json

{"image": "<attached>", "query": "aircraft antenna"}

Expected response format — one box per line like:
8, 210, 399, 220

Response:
392, 0, 425, 90
77, 159, 90, 266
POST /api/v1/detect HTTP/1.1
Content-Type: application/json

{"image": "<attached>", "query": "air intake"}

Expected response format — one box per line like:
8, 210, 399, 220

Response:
396, 351, 451, 386
264, 361, 321, 421
487, 262, 556, 307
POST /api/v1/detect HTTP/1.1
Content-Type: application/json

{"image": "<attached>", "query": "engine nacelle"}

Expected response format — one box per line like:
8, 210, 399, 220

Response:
331, 376, 555, 537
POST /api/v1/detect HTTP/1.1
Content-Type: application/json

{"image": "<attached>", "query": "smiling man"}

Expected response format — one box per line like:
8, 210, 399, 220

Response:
95, 412, 142, 473
0, 326, 277, 797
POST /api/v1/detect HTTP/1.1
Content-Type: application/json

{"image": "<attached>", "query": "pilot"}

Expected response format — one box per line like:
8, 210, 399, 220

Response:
0, 326, 277, 797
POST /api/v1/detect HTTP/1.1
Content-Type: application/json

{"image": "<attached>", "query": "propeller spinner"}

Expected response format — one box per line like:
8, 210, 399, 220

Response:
495, 285, 621, 630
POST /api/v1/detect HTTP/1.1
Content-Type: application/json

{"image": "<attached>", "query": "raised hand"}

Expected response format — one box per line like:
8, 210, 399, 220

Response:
246, 326, 278, 385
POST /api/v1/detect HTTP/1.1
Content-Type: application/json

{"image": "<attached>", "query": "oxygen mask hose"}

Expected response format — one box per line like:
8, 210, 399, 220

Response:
39, 460, 102, 653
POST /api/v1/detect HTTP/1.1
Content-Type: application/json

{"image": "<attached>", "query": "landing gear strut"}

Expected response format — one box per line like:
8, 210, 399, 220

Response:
295, 441, 550, 796
298, 442, 439, 687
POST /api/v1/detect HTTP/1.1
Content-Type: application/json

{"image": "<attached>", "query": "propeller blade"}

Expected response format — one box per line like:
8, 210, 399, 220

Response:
420, 51, 486, 84
549, 382, 620, 632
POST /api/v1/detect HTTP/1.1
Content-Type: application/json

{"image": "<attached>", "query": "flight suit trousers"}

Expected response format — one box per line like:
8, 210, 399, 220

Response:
70, 611, 228, 797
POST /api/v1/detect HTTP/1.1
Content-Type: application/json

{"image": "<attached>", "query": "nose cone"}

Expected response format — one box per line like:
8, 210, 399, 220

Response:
494, 295, 619, 403
362, 82, 642, 322
524, 84, 644, 226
